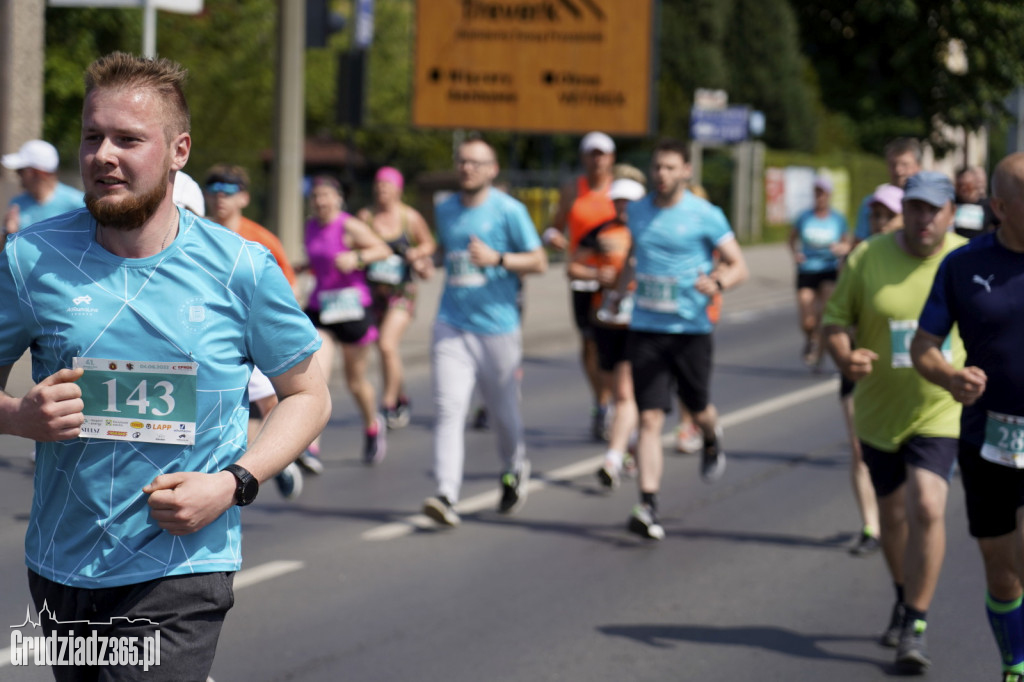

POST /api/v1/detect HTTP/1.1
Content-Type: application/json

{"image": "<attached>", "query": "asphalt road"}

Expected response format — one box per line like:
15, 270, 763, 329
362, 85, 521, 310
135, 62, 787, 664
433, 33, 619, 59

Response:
0, 286, 997, 681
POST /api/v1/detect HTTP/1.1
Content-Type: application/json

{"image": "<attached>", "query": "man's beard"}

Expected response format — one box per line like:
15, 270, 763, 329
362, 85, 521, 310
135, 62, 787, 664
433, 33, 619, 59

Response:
85, 178, 167, 232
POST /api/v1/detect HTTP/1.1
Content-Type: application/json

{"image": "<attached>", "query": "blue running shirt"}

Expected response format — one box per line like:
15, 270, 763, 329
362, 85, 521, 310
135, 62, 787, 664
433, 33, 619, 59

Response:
793, 208, 848, 273
435, 190, 541, 335
10, 183, 85, 230
919, 233, 1024, 448
0, 209, 320, 588
627, 192, 736, 334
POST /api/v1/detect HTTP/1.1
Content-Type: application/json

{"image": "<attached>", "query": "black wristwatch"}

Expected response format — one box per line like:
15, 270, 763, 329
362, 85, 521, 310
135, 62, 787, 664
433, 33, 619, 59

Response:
223, 464, 259, 506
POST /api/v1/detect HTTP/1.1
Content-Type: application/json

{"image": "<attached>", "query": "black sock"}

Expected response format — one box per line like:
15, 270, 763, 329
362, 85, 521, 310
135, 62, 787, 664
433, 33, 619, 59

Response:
904, 606, 927, 625
641, 491, 657, 510
895, 583, 905, 605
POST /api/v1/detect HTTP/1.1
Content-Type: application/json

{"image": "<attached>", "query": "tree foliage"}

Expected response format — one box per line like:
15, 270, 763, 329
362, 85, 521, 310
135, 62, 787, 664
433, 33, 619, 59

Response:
794, 0, 1024, 154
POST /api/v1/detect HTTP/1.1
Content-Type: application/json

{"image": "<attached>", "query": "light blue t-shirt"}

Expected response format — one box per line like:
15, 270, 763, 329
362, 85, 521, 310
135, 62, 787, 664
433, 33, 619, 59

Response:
10, 182, 85, 229
436, 189, 541, 335
793, 208, 848, 273
0, 208, 320, 588
627, 192, 735, 335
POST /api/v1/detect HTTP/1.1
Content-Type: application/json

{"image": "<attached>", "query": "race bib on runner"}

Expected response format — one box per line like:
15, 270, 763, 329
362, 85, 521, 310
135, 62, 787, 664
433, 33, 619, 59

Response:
803, 225, 835, 250
366, 254, 407, 286
570, 279, 600, 292
318, 287, 366, 324
889, 319, 952, 368
635, 273, 681, 313
73, 357, 198, 445
446, 251, 486, 288
981, 411, 1024, 469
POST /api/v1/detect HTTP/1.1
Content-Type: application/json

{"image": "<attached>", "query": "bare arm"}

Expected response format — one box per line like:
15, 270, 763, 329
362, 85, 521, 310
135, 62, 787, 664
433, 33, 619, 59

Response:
468, 236, 547, 275
0, 365, 85, 441
825, 324, 879, 381
788, 227, 805, 263
695, 238, 749, 295
910, 329, 987, 405
336, 215, 393, 273
144, 354, 331, 535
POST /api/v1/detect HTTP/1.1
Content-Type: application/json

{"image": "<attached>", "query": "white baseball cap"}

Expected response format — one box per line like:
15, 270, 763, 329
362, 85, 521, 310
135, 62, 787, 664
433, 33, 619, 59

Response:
173, 172, 206, 216
580, 131, 615, 155
609, 178, 645, 202
2, 140, 59, 173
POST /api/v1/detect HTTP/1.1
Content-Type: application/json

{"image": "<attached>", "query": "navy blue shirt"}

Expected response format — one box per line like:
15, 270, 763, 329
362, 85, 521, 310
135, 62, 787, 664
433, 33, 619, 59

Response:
919, 232, 1024, 445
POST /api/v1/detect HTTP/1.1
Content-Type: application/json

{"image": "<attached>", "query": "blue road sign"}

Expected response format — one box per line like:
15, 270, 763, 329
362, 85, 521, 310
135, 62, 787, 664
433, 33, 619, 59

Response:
690, 106, 750, 144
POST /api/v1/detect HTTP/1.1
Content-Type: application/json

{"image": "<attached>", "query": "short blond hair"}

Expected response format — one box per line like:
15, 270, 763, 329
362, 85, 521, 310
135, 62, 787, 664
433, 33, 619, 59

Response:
85, 51, 190, 140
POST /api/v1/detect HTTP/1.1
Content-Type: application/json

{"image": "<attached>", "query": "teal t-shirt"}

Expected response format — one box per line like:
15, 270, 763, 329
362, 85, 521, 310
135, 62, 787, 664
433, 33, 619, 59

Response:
10, 182, 85, 229
435, 189, 540, 335
627, 192, 735, 335
793, 208, 848, 273
0, 209, 320, 588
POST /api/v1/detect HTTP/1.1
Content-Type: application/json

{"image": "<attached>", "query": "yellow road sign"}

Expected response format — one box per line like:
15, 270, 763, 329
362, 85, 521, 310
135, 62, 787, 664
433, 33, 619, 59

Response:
413, 0, 655, 135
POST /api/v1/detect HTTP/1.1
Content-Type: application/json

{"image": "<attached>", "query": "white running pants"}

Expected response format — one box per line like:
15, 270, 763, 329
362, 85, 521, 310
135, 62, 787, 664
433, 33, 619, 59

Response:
431, 320, 525, 502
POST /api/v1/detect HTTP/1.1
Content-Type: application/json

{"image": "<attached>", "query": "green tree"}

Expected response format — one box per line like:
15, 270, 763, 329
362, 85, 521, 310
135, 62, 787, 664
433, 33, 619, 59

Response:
794, 0, 1024, 154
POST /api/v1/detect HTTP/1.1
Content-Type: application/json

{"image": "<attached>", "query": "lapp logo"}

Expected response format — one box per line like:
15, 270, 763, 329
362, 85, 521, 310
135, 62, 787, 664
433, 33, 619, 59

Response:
461, 0, 605, 21
72, 295, 92, 306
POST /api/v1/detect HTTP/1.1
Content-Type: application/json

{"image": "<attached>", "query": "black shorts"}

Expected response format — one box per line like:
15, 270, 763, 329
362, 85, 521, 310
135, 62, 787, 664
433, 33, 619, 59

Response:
628, 331, 713, 414
572, 290, 596, 338
593, 325, 630, 372
958, 441, 1024, 538
796, 270, 838, 290
28, 569, 233, 681
860, 436, 958, 498
305, 307, 372, 345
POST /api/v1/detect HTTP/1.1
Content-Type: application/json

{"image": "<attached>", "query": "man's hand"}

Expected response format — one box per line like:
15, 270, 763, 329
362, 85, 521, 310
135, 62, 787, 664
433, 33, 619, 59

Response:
950, 366, 987, 406
4, 204, 19, 235
841, 348, 879, 381
468, 235, 500, 267
144, 471, 237, 536
11, 368, 85, 441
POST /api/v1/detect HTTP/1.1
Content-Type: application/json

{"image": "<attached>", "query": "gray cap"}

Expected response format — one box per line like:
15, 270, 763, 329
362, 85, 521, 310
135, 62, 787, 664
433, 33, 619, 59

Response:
903, 171, 954, 207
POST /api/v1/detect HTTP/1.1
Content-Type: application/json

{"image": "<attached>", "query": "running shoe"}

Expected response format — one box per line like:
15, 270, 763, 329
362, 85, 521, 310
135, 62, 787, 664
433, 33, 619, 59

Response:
274, 462, 304, 501
296, 447, 324, 475
1002, 673, 1023, 682
700, 427, 726, 482
596, 460, 620, 489
622, 453, 638, 479
628, 504, 665, 540
675, 422, 703, 455
849, 529, 881, 557
802, 338, 819, 367
363, 415, 387, 465
385, 397, 411, 429
422, 495, 460, 527
895, 619, 930, 673
880, 602, 906, 648
498, 460, 531, 514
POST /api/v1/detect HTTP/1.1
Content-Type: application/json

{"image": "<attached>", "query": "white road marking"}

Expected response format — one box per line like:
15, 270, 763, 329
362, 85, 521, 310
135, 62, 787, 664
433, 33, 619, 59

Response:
361, 378, 840, 541
0, 560, 305, 669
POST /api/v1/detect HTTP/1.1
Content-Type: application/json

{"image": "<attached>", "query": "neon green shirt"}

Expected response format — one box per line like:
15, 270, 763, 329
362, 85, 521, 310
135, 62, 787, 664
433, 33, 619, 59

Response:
823, 231, 967, 452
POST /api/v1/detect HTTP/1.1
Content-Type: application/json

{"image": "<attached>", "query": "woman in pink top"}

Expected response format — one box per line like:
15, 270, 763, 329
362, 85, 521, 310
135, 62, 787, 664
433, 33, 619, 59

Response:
304, 176, 392, 465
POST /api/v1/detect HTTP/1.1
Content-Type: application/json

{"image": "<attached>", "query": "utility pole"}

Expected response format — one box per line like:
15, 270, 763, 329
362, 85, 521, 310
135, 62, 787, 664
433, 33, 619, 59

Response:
271, 0, 306, 261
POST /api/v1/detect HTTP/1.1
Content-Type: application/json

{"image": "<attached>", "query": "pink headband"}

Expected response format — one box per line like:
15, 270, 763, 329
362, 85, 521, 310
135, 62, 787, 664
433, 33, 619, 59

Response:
375, 166, 404, 191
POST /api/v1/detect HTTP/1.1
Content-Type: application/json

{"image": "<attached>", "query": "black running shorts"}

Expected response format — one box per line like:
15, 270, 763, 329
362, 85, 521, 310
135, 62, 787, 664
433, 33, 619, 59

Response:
627, 330, 713, 414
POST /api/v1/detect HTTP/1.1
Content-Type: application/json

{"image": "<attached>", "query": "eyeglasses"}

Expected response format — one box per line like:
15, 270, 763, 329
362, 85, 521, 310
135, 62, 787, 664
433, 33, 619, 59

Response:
455, 158, 493, 169
205, 182, 242, 196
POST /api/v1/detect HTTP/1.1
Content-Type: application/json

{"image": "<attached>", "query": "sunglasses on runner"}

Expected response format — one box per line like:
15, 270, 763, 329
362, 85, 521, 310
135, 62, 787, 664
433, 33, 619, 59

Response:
205, 182, 243, 196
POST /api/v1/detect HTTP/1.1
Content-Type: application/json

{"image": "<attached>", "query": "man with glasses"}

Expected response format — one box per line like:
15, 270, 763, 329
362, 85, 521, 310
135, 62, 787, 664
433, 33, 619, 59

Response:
421, 136, 548, 527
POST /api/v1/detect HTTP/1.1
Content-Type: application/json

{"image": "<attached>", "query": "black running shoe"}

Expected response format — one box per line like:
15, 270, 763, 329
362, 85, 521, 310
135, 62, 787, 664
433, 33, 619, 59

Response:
423, 495, 460, 527
701, 427, 726, 482
880, 602, 906, 648
849, 530, 881, 557
498, 460, 531, 514
628, 504, 665, 540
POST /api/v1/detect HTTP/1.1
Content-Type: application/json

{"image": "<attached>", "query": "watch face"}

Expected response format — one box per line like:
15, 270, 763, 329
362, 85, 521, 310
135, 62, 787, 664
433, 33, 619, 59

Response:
238, 476, 259, 506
